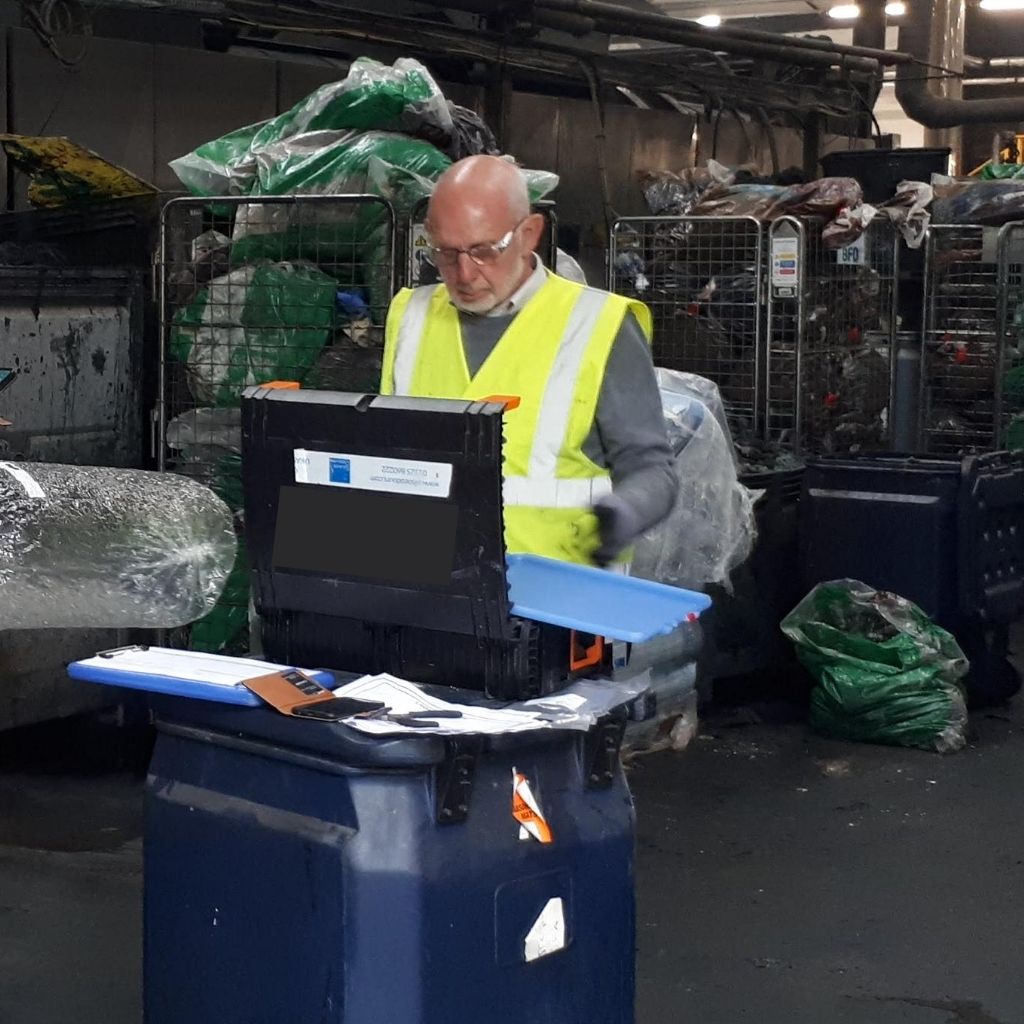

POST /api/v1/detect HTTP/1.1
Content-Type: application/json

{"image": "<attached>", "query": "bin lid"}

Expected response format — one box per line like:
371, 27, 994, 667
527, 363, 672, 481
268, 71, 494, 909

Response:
68, 646, 334, 706
506, 554, 711, 643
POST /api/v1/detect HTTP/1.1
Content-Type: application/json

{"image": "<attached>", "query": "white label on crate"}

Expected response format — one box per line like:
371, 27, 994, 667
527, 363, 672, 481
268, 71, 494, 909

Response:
835, 237, 869, 266
771, 236, 801, 289
524, 898, 567, 962
293, 449, 453, 499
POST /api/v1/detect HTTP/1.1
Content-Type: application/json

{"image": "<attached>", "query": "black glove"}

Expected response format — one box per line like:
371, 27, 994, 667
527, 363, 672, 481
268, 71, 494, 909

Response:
592, 493, 642, 567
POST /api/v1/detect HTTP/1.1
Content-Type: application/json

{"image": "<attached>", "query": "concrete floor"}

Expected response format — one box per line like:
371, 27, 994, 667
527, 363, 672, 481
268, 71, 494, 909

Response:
2, 703, 1024, 1024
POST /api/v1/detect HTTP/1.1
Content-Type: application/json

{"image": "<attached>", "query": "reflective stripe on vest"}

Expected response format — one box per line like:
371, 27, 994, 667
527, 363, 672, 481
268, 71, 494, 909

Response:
393, 286, 436, 394
527, 288, 611, 485
503, 474, 613, 508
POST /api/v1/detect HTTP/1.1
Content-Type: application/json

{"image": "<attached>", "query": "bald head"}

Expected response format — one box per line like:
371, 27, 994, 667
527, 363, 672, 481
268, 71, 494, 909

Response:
429, 156, 530, 228
425, 155, 546, 315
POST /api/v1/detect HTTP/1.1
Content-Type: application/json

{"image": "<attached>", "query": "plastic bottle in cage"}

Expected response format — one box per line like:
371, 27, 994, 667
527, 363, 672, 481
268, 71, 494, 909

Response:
0, 462, 237, 630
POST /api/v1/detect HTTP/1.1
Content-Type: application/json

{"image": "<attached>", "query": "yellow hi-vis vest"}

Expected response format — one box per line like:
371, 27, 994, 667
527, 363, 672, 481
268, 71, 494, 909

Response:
381, 271, 653, 565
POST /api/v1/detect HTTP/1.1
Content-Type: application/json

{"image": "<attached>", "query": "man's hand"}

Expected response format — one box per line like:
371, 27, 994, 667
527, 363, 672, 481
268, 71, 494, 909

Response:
592, 493, 641, 567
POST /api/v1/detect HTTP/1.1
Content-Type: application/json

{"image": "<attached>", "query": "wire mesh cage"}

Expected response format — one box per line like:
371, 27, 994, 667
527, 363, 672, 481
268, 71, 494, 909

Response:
922, 223, 1024, 454
608, 215, 766, 444
404, 197, 559, 288
766, 216, 898, 455
158, 194, 396, 654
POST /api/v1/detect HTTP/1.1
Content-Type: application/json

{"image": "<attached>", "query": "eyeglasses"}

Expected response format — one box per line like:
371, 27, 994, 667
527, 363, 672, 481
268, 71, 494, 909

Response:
425, 219, 527, 269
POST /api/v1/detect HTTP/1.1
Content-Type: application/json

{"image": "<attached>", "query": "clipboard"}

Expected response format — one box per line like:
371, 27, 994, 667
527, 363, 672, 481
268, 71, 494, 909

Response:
68, 645, 334, 707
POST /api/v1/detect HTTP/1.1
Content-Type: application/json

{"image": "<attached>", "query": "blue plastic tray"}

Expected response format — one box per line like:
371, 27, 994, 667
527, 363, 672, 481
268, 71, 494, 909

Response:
506, 554, 712, 643
68, 647, 334, 707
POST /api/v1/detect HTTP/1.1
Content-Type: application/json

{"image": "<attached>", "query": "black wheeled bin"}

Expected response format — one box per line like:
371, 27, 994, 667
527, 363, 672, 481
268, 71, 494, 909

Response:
800, 451, 1024, 702
144, 696, 636, 1023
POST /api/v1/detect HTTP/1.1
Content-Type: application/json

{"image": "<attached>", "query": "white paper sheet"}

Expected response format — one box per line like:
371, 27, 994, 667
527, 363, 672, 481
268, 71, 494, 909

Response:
332, 674, 549, 736
332, 672, 653, 737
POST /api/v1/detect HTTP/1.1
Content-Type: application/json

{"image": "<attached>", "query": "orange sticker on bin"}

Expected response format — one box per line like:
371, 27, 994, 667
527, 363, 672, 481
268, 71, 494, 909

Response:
512, 768, 553, 844
261, 380, 301, 390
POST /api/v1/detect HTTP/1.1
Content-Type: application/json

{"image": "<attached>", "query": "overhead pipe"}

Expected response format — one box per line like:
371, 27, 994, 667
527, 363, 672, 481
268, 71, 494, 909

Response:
528, 0, 908, 71
896, 0, 1024, 127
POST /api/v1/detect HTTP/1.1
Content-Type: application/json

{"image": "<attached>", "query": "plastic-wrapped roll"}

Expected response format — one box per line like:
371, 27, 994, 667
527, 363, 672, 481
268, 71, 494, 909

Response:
0, 462, 237, 630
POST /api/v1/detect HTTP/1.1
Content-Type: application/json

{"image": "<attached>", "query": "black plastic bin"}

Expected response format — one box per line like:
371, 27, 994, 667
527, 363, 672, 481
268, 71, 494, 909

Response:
800, 451, 1024, 703
820, 148, 951, 203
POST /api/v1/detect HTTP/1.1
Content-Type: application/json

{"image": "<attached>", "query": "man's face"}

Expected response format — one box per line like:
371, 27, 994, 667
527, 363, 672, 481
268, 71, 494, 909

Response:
426, 203, 545, 314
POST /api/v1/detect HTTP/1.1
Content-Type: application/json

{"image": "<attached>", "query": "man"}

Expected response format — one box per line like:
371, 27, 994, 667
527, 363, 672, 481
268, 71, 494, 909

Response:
381, 155, 675, 568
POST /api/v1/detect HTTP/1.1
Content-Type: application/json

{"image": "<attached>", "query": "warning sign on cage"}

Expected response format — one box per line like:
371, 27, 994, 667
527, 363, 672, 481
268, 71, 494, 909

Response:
771, 235, 800, 294
409, 223, 439, 286
835, 237, 869, 266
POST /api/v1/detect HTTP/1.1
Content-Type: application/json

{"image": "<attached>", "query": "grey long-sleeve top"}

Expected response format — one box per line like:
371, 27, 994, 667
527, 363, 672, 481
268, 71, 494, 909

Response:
458, 309, 676, 537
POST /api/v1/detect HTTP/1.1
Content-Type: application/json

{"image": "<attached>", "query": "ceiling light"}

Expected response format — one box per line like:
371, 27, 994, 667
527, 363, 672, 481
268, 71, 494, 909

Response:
696, 13, 722, 26
885, 1, 906, 15
828, 4, 861, 18
980, 0, 1024, 10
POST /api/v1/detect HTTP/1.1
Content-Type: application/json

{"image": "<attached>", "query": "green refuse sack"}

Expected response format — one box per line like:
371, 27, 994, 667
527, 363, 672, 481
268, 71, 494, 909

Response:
980, 163, 1024, 181
169, 56, 452, 197
169, 261, 337, 407
781, 580, 969, 753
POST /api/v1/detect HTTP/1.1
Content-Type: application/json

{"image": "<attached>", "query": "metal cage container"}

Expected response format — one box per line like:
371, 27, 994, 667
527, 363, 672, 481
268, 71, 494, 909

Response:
766, 216, 899, 456
157, 194, 397, 653
921, 222, 1024, 454
608, 215, 766, 444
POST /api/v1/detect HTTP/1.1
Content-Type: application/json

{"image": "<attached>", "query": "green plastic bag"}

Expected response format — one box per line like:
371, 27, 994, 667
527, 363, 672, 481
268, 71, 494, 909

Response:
781, 580, 969, 753
170, 262, 337, 406
980, 163, 1024, 181
169, 57, 452, 197
251, 57, 451, 149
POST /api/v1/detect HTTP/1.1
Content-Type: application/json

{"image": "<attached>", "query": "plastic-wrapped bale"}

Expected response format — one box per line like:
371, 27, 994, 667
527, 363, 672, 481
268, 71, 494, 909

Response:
169, 262, 337, 407
632, 369, 756, 590
0, 463, 236, 630
169, 57, 453, 197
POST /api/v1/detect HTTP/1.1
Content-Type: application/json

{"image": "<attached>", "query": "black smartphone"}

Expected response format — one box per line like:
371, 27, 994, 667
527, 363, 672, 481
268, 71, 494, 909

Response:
291, 697, 387, 722
0, 369, 16, 395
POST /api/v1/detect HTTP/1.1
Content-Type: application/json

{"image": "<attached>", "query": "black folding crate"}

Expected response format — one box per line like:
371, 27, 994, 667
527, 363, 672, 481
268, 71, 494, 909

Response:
240, 388, 591, 700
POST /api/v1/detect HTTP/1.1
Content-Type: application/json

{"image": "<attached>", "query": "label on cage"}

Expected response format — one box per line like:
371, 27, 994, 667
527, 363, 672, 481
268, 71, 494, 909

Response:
771, 237, 800, 290
293, 449, 453, 499
409, 223, 437, 286
835, 238, 868, 266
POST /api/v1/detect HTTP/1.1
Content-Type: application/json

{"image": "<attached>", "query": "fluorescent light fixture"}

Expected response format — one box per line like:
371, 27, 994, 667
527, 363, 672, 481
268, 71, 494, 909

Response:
696, 13, 722, 26
980, 0, 1024, 10
828, 4, 861, 18
885, 1, 906, 15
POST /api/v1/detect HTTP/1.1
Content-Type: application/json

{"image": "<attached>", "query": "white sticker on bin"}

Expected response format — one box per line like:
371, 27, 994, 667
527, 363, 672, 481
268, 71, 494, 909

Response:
524, 898, 567, 962
0, 462, 45, 499
293, 449, 453, 499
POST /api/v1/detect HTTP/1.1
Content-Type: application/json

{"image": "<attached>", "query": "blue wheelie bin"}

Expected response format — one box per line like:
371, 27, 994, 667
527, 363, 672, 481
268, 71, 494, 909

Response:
143, 697, 635, 1024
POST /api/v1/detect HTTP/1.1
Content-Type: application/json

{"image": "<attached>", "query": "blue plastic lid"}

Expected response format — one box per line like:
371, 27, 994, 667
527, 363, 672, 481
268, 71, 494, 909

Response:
506, 554, 711, 643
